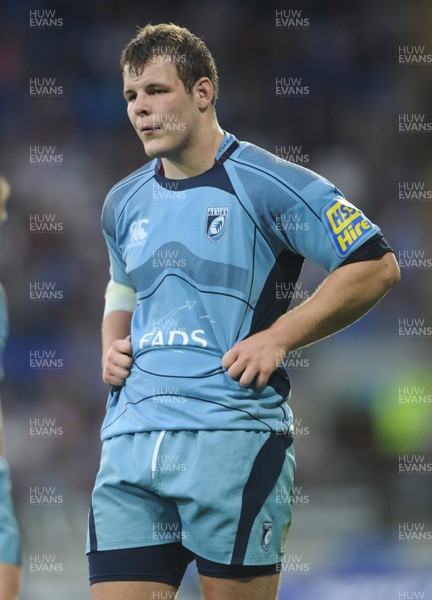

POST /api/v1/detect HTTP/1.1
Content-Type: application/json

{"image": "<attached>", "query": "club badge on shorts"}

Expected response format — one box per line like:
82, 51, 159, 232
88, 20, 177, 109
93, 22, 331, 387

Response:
261, 522, 273, 552
206, 206, 229, 242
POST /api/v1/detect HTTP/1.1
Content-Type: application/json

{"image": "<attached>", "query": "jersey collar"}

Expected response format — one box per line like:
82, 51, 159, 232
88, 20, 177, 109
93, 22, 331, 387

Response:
155, 131, 239, 177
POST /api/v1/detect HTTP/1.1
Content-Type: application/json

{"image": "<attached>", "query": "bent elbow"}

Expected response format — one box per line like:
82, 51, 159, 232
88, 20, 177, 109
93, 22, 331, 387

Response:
382, 253, 401, 290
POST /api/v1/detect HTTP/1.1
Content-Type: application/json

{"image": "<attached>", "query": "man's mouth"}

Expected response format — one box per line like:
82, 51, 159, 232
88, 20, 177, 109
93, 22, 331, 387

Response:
140, 124, 162, 133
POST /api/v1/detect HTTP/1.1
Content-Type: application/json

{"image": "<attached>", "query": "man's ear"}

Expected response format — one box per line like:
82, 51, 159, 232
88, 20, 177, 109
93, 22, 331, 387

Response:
194, 77, 214, 110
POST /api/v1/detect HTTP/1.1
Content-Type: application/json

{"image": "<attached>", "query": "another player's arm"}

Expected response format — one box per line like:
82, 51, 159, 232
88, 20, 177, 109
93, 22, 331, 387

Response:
222, 252, 400, 388
101, 280, 135, 386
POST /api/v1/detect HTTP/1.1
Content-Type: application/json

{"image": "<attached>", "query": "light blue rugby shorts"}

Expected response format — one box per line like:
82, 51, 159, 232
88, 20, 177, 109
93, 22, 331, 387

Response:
87, 429, 295, 566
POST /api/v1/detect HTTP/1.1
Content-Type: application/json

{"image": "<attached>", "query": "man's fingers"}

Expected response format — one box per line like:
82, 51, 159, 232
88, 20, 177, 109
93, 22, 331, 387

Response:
256, 371, 270, 389
105, 356, 132, 379
103, 337, 134, 387
238, 366, 257, 387
221, 349, 237, 369
103, 362, 131, 385
226, 360, 247, 381
107, 339, 133, 369
223, 331, 284, 388
102, 371, 126, 386
223, 347, 252, 383
113, 338, 132, 355
112, 365, 131, 378
225, 353, 257, 386
111, 352, 133, 369
235, 366, 270, 388
102, 368, 125, 386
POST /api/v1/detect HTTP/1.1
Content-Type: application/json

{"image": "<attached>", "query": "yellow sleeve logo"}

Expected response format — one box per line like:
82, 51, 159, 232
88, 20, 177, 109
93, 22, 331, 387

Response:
323, 198, 374, 256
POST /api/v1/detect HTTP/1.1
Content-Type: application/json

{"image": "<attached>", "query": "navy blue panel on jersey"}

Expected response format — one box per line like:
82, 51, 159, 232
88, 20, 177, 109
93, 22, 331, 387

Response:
154, 159, 236, 194
248, 248, 304, 334
99, 132, 383, 438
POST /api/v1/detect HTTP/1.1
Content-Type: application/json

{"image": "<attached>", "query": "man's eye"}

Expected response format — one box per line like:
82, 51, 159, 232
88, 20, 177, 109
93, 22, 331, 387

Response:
151, 89, 165, 94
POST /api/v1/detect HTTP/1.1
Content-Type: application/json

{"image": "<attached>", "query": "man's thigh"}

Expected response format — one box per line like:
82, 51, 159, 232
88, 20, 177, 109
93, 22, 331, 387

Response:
200, 573, 281, 600
90, 564, 281, 600
91, 581, 177, 600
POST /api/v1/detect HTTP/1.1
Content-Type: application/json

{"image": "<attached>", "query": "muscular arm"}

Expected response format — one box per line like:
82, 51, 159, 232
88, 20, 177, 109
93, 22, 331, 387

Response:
222, 253, 401, 387
102, 310, 133, 386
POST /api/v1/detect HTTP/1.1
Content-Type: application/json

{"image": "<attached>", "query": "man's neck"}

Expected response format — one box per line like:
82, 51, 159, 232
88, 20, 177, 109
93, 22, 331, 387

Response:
160, 124, 225, 179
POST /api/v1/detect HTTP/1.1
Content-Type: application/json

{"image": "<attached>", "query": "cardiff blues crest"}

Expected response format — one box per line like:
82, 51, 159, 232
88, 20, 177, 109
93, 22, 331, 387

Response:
261, 522, 273, 552
206, 206, 229, 242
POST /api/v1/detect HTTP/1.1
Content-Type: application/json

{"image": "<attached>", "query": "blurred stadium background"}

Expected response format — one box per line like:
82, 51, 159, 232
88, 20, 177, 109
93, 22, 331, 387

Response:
0, 0, 431, 598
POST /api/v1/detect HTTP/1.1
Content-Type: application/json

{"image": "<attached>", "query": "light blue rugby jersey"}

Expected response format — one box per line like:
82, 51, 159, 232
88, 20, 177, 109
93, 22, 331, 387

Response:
100, 132, 381, 439
0, 284, 8, 383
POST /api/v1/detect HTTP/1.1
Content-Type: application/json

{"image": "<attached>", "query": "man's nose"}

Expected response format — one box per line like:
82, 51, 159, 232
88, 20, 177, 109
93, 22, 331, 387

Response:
132, 92, 150, 116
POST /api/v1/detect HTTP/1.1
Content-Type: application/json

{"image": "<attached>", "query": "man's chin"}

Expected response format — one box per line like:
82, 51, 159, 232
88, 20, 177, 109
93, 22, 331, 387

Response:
142, 140, 169, 160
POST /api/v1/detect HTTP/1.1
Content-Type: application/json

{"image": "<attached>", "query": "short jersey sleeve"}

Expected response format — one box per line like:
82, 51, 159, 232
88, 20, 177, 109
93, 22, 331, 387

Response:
231, 145, 382, 273
280, 175, 381, 271
101, 196, 131, 287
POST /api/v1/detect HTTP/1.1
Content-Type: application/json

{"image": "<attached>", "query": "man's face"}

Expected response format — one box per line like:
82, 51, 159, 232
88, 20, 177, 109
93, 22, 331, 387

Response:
123, 57, 199, 160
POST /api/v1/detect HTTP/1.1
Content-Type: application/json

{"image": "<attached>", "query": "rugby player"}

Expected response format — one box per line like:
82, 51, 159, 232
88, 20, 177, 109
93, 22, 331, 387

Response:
88, 24, 400, 600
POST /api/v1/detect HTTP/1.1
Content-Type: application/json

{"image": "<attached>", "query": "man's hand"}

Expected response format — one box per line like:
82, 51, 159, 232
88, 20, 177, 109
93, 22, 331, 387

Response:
101, 309, 133, 386
222, 254, 400, 389
222, 330, 286, 388
102, 337, 133, 386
